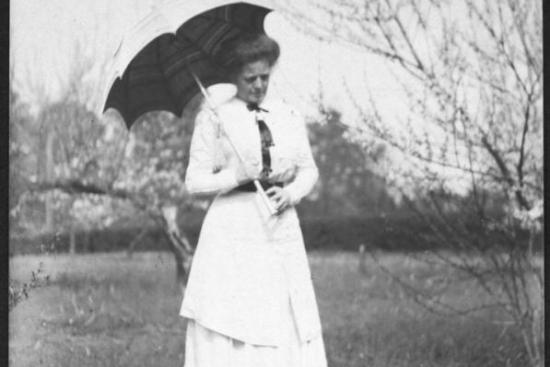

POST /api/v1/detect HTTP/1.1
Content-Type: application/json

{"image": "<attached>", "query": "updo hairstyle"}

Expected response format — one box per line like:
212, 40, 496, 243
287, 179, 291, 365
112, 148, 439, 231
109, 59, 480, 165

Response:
216, 33, 280, 80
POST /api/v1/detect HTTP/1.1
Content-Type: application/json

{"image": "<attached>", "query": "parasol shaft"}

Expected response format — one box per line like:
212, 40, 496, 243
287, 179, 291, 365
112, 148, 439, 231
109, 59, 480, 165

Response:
191, 73, 278, 216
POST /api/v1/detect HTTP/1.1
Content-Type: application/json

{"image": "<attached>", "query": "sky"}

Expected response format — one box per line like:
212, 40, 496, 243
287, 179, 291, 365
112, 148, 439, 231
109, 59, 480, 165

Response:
10, 0, 403, 125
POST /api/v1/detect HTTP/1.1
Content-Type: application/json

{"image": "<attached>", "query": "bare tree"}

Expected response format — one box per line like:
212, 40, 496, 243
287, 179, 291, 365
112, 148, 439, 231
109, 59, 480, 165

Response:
286, 0, 542, 365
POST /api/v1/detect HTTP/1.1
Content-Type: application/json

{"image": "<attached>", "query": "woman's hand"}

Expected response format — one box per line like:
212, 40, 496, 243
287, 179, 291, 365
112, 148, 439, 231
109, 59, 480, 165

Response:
266, 186, 292, 214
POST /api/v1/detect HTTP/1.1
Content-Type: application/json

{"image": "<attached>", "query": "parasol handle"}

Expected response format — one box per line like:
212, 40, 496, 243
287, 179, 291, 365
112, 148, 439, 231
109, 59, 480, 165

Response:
190, 73, 278, 216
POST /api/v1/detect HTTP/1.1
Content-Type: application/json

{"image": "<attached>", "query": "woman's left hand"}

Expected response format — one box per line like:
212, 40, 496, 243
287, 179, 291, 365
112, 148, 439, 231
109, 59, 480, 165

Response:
266, 186, 292, 214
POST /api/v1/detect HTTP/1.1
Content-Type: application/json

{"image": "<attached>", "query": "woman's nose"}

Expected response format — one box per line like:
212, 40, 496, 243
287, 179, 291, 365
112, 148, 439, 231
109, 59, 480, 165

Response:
252, 77, 263, 89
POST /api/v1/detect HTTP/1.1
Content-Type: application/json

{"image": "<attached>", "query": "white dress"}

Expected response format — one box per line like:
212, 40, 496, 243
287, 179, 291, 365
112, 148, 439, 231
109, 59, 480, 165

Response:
180, 96, 327, 367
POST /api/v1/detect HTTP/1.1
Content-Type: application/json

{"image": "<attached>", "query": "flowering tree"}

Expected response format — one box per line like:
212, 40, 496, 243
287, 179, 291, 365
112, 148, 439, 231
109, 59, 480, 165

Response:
10, 39, 202, 289
12, 104, 198, 287
9, 70, 36, 214
287, 0, 543, 364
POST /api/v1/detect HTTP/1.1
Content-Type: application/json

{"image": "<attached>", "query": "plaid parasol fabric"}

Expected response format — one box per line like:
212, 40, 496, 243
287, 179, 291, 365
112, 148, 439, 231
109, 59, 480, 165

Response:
103, 2, 272, 129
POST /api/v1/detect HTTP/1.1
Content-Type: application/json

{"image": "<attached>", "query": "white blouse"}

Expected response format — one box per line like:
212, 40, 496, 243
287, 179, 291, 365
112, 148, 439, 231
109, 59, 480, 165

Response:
185, 96, 319, 205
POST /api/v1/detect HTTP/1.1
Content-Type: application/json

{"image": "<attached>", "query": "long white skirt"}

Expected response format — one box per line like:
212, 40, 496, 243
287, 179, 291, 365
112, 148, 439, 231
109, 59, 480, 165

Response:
183, 298, 327, 367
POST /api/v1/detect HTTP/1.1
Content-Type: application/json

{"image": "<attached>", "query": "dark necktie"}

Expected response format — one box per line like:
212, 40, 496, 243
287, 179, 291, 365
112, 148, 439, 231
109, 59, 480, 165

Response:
247, 103, 274, 179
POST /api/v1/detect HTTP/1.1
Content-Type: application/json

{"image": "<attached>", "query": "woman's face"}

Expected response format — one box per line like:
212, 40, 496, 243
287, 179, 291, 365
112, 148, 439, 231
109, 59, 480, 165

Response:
233, 59, 272, 105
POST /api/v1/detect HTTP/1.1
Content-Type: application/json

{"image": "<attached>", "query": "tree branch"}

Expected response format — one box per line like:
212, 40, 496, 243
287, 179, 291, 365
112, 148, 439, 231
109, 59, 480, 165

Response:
480, 135, 530, 210
516, 100, 531, 190
389, 0, 426, 72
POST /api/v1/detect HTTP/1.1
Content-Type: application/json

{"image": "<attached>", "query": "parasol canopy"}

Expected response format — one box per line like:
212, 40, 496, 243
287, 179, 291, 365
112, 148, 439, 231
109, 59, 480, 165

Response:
101, 0, 277, 129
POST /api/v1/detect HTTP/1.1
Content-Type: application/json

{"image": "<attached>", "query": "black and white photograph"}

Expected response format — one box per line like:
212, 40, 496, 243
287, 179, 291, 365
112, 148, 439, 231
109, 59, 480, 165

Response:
9, 0, 543, 366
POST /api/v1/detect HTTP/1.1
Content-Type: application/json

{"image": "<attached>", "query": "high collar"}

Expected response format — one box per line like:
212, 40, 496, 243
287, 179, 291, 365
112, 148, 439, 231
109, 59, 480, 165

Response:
233, 96, 273, 113
246, 103, 269, 113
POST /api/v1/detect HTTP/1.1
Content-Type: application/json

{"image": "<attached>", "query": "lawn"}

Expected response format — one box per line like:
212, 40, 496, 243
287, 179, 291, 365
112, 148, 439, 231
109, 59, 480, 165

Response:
9, 251, 530, 367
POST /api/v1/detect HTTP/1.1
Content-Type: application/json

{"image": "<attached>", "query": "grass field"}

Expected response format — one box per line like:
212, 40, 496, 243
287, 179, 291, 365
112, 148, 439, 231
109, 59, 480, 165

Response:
9, 251, 530, 367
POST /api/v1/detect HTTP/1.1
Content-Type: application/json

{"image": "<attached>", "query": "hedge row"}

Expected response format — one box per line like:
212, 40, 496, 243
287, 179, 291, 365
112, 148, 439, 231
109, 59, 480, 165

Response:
300, 215, 435, 251
9, 215, 434, 255
9, 214, 539, 255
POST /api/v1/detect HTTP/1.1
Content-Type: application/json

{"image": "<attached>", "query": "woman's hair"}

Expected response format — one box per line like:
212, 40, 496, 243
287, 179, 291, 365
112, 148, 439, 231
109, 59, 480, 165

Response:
216, 33, 280, 79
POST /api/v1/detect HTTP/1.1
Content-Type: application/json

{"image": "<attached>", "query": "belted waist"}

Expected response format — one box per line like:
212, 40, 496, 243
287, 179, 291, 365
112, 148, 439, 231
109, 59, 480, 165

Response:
234, 180, 284, 192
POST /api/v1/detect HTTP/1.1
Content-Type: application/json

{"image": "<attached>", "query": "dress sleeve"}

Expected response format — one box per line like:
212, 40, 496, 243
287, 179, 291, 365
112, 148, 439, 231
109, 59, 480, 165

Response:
283, 110, 319, 205
185, 108, 239, 196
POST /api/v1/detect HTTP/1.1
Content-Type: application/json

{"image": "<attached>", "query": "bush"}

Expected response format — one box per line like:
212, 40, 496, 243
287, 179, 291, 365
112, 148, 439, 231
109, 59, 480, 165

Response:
10, 213, 440, 255
14, 212, 535, 255
9, 223, 203, 256
299, 214, 435, 252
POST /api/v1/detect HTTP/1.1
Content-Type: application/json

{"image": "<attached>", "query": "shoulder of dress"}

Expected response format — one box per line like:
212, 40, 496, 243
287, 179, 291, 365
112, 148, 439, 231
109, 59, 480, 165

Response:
215, 97, 245, 115
265, 98, 302, 119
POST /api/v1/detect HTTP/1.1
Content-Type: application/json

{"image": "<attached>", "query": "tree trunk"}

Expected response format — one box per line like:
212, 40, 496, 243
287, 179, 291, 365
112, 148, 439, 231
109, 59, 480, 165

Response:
44, 131, 55, 232
159, 206, 194, 291
82, 231, 91, 252
358, 243, 368, 275
69, 227, 76, 254
126, 227, 149, 258
162, 228, 194, 290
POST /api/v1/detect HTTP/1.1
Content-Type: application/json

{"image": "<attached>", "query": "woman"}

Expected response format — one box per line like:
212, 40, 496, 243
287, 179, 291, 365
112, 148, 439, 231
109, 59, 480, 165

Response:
180, 33, 327, 367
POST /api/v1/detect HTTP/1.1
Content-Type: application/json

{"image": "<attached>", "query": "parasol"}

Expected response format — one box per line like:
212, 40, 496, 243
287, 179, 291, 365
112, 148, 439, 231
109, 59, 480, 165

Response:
101, 0, 277, 128
100, 0, 280, 215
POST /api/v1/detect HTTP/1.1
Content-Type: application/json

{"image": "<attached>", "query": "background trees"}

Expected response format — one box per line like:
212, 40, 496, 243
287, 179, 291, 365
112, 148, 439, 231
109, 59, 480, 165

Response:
286, 0, 543, 365
9, 74, 36, 215
9, 34, 202, 287
305, 108, 397, 217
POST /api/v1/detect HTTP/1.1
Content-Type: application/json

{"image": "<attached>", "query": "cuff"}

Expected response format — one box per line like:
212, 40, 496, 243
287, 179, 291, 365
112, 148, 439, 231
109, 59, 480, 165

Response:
216, 168, 240, 193
282, 186, 300, 206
